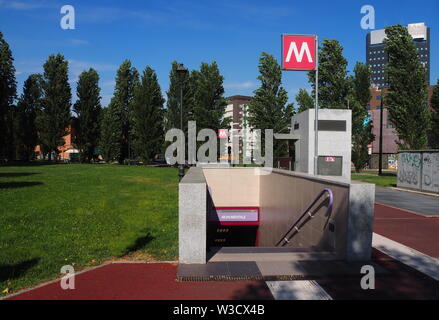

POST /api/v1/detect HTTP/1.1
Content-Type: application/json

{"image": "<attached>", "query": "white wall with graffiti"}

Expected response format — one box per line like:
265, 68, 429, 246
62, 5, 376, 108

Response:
398, 151, 439, 193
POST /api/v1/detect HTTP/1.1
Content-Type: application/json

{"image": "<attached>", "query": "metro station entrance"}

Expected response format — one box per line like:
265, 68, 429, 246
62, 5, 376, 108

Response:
207, 207, 259, 247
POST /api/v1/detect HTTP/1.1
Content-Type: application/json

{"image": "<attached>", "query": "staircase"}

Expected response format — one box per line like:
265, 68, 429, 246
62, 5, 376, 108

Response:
208, 247, 338, 262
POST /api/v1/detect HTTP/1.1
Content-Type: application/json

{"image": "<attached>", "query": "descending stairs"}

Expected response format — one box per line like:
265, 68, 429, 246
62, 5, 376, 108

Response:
207, 247, 339, 262
177, 247, 386, 282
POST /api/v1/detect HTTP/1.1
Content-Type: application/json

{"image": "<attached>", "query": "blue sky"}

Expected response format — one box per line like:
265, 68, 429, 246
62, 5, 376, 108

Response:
1, 0, 438, 107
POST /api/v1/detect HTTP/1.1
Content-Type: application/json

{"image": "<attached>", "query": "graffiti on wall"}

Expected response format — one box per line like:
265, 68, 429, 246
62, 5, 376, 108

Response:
397, 152, 439, 193
421, 153, 439, 193
398, 153, 421, 187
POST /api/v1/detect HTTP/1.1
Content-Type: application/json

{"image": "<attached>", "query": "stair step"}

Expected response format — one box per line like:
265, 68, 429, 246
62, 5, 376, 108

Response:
208, 247, 339, 262
177, 260, 388, 282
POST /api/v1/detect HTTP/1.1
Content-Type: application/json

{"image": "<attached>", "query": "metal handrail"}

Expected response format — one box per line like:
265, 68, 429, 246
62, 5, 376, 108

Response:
275, 188, 334, 247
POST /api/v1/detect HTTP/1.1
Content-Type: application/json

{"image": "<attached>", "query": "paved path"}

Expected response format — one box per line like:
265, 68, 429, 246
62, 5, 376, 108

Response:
374, 203, 439, 258
375, 188, 439, 217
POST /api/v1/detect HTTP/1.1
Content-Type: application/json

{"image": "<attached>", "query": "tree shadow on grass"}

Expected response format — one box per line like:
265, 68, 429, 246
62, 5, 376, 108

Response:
0, 258, 40, 282
123, 234, 155, 255
0, 161, 58, 167
0, 181, 43, 189
0, 172, 40, 178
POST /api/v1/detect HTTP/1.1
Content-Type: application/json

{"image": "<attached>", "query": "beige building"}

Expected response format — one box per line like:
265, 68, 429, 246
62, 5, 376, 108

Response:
224, 96, 258, 161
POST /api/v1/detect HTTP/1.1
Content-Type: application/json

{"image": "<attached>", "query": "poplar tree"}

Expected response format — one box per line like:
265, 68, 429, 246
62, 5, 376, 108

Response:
100, 60, 139, 163
131, 66, 165, 163
191, 62, 228, 132
37, 54, 71, 161
73, 68, 102, 163
351, 62, 375, 172
99, 106, 119, 163
165, 61, 193, 132
295, 89, 314, 113
14, 74, 42, 160
430, 79, 439, 149
0, 31, 17, 160
248, 52, 294, 158
384, 25, 430, 150
308, 39, 350, 109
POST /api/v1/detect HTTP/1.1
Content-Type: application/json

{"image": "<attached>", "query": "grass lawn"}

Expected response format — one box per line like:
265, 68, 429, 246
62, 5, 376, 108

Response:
351, 171, 397, 188
0, 163, 178, 295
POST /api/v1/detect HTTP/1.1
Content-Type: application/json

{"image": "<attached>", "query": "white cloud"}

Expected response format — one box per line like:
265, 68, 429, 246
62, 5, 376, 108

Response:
69, 39, 90, 46
0, 0, 51, 10
68, 59, 118, 82
224, 81, 255, 90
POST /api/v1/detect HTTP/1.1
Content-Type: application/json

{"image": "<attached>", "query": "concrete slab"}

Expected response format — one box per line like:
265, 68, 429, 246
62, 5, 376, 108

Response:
256, 261, 306, 277
266, 280, 332, 300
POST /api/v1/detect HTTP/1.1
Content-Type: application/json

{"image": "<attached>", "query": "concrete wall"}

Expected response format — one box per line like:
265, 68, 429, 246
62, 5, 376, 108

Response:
203, 168, 259, 207
398, 151, 439, 193
179, 167, 208, 264
179, 167, 375, 264
292, 109, 352, 180
258, 169, 374, 261
258, 171, 349, 257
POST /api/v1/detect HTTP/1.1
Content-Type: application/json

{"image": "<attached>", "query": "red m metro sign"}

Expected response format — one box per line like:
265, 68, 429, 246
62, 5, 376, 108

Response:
282, 35, 316, 71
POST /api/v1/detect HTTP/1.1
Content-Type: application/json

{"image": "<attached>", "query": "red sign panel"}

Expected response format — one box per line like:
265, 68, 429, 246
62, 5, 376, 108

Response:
325, 157, 335, 163
282, 35, 316, 71
218, 129, 228, 139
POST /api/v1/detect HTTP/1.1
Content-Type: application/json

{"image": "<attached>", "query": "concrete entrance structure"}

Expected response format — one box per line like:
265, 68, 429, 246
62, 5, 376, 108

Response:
179, 167, 375, 264
291, 109, 352, 180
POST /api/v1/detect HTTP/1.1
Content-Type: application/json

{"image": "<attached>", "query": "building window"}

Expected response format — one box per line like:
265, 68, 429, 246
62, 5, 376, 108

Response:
376, 96, 382, 100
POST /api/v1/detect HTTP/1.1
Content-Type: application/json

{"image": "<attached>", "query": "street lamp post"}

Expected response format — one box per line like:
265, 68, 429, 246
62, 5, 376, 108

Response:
177, 63, 188, 181
378, 87, 384, 176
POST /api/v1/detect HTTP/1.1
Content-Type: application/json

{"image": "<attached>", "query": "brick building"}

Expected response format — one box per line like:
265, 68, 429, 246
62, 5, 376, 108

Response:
35, 117, 79, 161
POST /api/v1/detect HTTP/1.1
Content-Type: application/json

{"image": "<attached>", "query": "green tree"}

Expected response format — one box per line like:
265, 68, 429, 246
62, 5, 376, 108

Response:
36, 54, 71, 161
430, 79, 439, 148
192, 61, 228, 132
99, 106, 120, 163
132, 66, 165, 163
384, 25, 430, 150
295, 89, 314, 113
106, 60, 139, 163
0, 31, 17, 160
165, 61, 193, 132
350, 62, 375, 172
73, 68, 102, 163
308, 39, 350, 109
248, 52, 294, 159
14, 74, 43, 160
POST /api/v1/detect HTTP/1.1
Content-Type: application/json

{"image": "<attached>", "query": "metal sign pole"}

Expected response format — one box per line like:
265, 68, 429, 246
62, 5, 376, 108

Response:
314, 36, 319, 176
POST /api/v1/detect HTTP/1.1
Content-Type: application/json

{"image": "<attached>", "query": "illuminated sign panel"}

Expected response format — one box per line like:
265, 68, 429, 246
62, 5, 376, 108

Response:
282, 35, 316, 71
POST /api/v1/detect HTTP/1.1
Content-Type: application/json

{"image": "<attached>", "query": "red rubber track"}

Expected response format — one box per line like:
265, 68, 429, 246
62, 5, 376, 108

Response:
374, 203, 439, 258
7, 263, 273, 300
